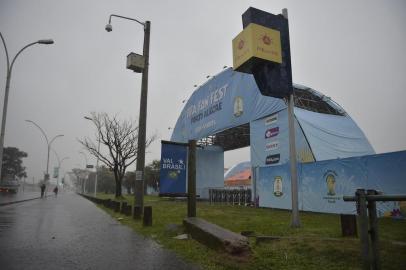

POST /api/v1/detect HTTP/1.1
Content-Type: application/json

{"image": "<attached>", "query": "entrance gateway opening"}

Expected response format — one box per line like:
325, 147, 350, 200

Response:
168, 67, 374, 203
198, 85, 345, 151
197, 84, 346, 196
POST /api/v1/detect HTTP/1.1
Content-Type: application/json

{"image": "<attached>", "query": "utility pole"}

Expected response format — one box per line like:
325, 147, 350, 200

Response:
282, 8, 300, 228
134, 20, 151, 216
105, 14, 151, 216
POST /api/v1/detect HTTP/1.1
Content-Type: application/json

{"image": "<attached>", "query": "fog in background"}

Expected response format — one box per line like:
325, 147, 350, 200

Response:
1, 0, 405, 182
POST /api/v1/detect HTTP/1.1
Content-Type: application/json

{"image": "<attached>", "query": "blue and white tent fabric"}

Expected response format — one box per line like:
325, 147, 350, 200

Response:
171, 67, 374, 164
169, 68, 406, 215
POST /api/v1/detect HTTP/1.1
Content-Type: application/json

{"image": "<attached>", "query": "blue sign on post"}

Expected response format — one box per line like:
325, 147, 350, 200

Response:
159, 141, 188, 196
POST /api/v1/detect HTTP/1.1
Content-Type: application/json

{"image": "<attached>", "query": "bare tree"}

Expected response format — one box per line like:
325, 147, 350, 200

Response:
71, 168, 88, 193
79, 112, 155, 198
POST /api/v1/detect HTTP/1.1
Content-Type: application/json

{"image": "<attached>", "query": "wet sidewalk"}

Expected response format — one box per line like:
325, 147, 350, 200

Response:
0, 191, 41, 205
0, 192, 198, 270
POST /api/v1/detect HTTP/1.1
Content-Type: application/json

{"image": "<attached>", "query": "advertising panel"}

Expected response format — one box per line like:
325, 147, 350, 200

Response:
250, 110, 313, 167
232, 23, 282, 71
159, 141, 188, 196
256, 151, 406, 216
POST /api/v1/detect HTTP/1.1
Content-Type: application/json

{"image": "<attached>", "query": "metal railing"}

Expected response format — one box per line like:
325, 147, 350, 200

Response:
209, 188, 252, 206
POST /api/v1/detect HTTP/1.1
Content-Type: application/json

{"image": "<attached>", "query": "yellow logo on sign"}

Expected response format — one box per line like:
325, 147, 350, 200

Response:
232, 23, 282, 71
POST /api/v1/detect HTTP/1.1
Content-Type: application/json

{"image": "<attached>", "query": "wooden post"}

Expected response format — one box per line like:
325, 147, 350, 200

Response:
121, 202, 127, 214
133, 206, 142, 220
143, 206, 152, 226
356, 189, 370, 270
367, 189, 381, 270
340, 214, 357, 237
187, 140, 196, 217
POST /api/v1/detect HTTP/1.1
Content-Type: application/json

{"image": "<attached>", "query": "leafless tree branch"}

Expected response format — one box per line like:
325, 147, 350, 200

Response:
78, 112, 156, 197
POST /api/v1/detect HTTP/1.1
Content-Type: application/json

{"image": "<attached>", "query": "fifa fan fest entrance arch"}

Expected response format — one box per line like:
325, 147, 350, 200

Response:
160, 7, 405, 216
160, 67, 405, 216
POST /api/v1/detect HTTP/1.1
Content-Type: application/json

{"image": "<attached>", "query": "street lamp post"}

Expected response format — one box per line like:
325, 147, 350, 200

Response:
0, 33, 54, 182
25, 120, 63, 182
79, 151, 88, 193
84, 116, 100, 197
51, 149, 69, 186
105, 14, 150, 215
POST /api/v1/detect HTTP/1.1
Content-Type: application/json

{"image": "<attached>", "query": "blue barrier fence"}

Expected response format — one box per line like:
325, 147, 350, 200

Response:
257, 151, 406, 215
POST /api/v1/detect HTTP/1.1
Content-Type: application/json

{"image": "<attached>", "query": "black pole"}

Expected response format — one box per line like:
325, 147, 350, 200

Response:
187, 140, 196, 217
134, 21, 150, 216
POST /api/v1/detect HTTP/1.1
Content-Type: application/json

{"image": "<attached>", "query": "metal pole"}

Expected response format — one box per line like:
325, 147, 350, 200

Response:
356, 189, 371, 270
79, 151, 88, 193
58, 157, 69, 186
134, 21, 151, 215
0, 34, 53, 182
94, 138, 100, 197
287, 82, 300, 224
52, 149, 61, 186
84, 115, 100, 197
47, 135, 64, 180
187, 140, 196, 217
25, 120, 49, 179
46, 145, 51, 178
281, 8, 301, 228
367, 189, 381, 270
0, 71, 11, 183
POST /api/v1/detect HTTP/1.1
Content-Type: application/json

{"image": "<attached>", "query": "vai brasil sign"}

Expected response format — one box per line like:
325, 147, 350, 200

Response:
232, 7, 293, 99
159, 141, 188, 196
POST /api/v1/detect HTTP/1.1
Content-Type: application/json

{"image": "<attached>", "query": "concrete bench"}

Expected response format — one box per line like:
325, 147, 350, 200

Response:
183, 217, 250, 255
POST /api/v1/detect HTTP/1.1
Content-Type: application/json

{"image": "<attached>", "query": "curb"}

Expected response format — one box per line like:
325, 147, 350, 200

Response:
0, 194, 53, 207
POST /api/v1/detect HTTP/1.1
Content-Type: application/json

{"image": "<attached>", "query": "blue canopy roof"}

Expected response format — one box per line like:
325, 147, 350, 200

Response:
171, 68, 374, 161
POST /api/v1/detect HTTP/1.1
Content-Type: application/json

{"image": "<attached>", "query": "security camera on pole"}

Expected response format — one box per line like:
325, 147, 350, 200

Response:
232, 7, 300, 227
105, 14, 151, 216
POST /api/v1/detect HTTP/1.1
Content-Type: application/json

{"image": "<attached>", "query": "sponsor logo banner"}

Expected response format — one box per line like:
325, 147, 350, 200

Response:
265, 127, 279, 138
273, 176, 283, 197
265, 141, 279, 151
322, 170, 340, 203
266, 154, 280, 165
232, 23, 282, 70
159, 142, 187, 194
265, 114, 278, 126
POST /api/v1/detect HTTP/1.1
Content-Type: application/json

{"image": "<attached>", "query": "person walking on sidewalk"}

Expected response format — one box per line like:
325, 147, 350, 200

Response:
40, 183, 46, 198
53, 186, 58, 197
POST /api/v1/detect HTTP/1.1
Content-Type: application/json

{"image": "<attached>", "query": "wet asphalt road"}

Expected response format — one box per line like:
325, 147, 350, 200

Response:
0, 185, 42, 205
0, 192, 198, 270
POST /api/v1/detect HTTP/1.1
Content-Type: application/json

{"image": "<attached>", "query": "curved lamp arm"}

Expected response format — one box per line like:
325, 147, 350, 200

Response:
108, 14, 145, 27
60, 157, 70, 167
8, 39, 53, 74
25, 119, 49, 145
0, 32, 10, 72
49, 134, 64, 147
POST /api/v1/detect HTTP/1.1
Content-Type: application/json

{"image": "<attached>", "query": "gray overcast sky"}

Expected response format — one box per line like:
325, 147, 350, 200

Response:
1, 0, 405, 182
